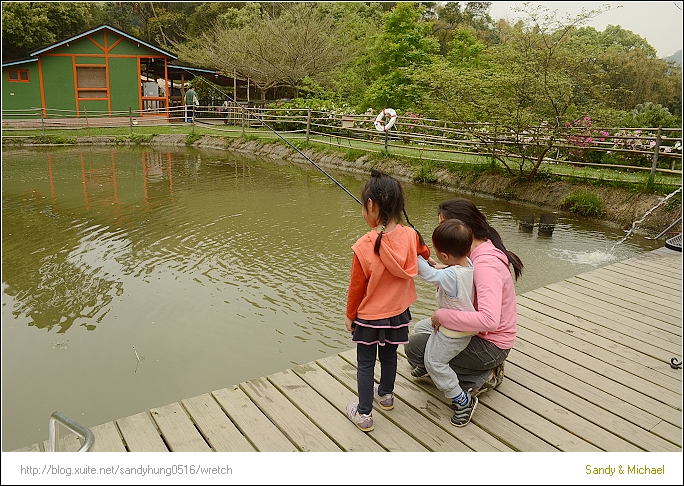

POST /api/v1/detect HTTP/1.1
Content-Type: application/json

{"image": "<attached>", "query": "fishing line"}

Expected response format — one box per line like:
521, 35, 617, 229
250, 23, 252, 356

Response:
179, 69, 362, 205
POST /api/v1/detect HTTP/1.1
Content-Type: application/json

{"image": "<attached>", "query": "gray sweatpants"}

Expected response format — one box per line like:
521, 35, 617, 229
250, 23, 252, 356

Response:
414, 318, 472, 400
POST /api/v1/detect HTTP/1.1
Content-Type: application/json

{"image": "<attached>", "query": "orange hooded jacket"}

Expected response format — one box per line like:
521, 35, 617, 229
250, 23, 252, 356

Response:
346, 225, 430, 321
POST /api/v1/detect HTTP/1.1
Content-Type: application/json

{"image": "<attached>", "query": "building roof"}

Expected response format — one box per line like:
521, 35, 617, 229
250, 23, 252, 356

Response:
1, 58, 38, 68
29, 24, 177, 59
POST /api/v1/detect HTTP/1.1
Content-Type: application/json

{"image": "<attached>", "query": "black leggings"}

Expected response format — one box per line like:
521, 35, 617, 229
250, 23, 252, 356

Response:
404, 333, 509, 390
356, 342, 398, 415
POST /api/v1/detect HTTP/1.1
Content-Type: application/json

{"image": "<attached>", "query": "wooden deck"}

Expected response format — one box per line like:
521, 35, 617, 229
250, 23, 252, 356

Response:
14, 247, 682, 453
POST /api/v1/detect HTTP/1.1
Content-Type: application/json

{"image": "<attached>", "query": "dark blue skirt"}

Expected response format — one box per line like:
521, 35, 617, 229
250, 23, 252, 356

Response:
351, 308, 411, 346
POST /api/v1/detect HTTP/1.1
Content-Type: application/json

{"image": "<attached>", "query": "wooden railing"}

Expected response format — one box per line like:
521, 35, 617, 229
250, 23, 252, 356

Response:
3, 105, 682, 180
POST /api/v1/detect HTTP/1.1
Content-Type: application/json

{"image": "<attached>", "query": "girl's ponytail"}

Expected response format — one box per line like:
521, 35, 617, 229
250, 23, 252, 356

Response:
403, 209, 426, 248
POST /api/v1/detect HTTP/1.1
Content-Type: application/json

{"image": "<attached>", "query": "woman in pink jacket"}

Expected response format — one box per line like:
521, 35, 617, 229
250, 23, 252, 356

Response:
405, 198, 523, 424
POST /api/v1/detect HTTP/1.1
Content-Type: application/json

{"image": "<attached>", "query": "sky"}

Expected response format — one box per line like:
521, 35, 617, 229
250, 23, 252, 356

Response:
487, 1, 683, 57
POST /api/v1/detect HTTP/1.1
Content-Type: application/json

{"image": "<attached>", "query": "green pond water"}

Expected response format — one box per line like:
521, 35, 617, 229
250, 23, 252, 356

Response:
1, 145, 660, 451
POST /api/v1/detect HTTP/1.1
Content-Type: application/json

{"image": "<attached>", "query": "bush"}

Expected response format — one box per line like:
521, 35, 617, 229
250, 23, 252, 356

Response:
561, 190, 604, 217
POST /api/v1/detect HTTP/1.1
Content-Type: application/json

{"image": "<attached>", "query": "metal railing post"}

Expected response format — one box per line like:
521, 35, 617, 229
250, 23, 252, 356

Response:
306, 108, 311, 144
48, 411, 95, 452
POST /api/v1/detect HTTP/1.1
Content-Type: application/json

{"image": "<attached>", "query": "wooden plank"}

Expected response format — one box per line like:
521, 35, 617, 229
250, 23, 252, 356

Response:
13, 443, 41, 452
116, 412, 168, 452
616, 257, 683, 279
544, 281, 681, 337
600, 265, 682, 294
181, 393, 255, 452
389, 349, 555, 452
589, 267, 682, 302
292, 361, 430, 452
149, 402, 211, 452
520, 289, 681, 352
650, 420, 683, 447
570, 273, 682, 319
319, 353, 476, 452
240, 376, 342, 452
268, 369, 385, 452
504, 362, 673, 451
565, 277, 681, 326
477, 386, 601, 451
610, 261, 682, 289
518, 294, 681, 357
42, 433, 81, 452
528, 286, 681, 346
212, 385, 296, 452
90, 421, 126, 452
389, 363, 515, 452
516, 309, 682, 389
513, 340, 682, 429
574, 273, 681, 314
514, 327, 682, 416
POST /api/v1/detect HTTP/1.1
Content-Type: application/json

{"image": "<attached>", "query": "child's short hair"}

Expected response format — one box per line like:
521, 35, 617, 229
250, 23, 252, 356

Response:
432, 219, 472, 258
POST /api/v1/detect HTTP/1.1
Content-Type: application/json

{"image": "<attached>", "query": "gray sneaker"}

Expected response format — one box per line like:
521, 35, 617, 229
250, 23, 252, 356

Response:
373, 384, 394, 410
346, 402, 374, 432
450, 391, 478, 427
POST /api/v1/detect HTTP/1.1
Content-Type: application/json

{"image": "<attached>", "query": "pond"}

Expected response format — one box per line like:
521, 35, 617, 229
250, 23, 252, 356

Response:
0, 145, 660, 451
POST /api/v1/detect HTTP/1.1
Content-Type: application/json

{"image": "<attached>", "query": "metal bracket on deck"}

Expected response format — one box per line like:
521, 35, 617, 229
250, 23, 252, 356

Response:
670, 357, 682, 369
48, 411, 95, 452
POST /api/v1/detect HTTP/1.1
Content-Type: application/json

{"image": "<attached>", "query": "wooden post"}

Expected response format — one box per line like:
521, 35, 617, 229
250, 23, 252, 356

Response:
41, 108, 45, 135
384, 129, 389, 153
129, 106, 133, 134
650, 126, 662, 179
84, 106, 90, 137
247, 77, 250, 103
241, 108, 245, 137
306, 108, 311, 144
233, 68, 237, 103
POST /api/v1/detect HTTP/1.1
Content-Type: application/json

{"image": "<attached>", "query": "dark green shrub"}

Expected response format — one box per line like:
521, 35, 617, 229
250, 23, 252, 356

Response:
561, 190, 604, 217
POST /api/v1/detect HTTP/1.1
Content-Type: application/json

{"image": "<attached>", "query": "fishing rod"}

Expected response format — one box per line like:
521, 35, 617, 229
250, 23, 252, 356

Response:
180, 69, 362, 205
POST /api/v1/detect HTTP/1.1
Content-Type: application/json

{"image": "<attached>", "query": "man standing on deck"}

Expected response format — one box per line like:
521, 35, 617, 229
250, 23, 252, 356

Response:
185, 87, 199, 122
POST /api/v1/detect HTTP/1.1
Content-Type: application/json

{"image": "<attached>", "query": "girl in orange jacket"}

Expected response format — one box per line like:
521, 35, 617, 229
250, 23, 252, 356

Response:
344, 170, 430, 431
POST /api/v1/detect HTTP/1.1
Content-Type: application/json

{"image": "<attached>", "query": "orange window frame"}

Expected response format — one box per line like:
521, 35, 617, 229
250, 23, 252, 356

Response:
75, 64, 108, 100
7, 69, 30, 82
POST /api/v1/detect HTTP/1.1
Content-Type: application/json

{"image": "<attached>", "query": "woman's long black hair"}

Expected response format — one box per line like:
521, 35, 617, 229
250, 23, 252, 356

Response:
362, 170, 426, 254
438, 198, 524, 280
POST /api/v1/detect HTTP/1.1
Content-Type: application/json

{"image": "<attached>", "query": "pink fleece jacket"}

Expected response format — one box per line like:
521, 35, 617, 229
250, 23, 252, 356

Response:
434, 239, 517, 349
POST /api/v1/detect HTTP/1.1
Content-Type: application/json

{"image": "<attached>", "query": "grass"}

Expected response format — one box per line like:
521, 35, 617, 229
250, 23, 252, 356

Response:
3, 124, 681, 195
560, 190, 605, 217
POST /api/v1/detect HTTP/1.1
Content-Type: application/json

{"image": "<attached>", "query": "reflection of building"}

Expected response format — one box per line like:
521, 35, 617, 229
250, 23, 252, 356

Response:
1, 25, 244, 118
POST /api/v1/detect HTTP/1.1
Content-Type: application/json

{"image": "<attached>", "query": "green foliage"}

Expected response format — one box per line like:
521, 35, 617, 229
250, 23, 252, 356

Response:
129, 133, 153, 144
2, 2, 96, 61
185, 133, 202, 145
413, 160, 439, 184
360, 3, 440, 112
621, 102, 681, 129
561, 190, 604, 217
32, 134, 76, 145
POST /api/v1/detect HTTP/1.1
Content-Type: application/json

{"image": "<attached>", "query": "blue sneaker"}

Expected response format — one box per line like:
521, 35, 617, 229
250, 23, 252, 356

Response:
450, 391, 478, 427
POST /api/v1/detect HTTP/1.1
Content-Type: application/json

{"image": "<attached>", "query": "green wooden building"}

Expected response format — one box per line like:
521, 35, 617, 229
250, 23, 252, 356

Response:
2, 24, 193, 118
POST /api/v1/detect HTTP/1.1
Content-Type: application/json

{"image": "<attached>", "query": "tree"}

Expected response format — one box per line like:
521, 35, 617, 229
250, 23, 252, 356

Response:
360, 3, 440, 112
431, 2, 495, 54
2, 2, 98, 61
174, 3, 360, 100
420, 3, 613, 180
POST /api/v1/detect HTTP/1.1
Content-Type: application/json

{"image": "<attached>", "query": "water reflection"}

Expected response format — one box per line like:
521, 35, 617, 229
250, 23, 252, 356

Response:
1, 145, 660, 451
